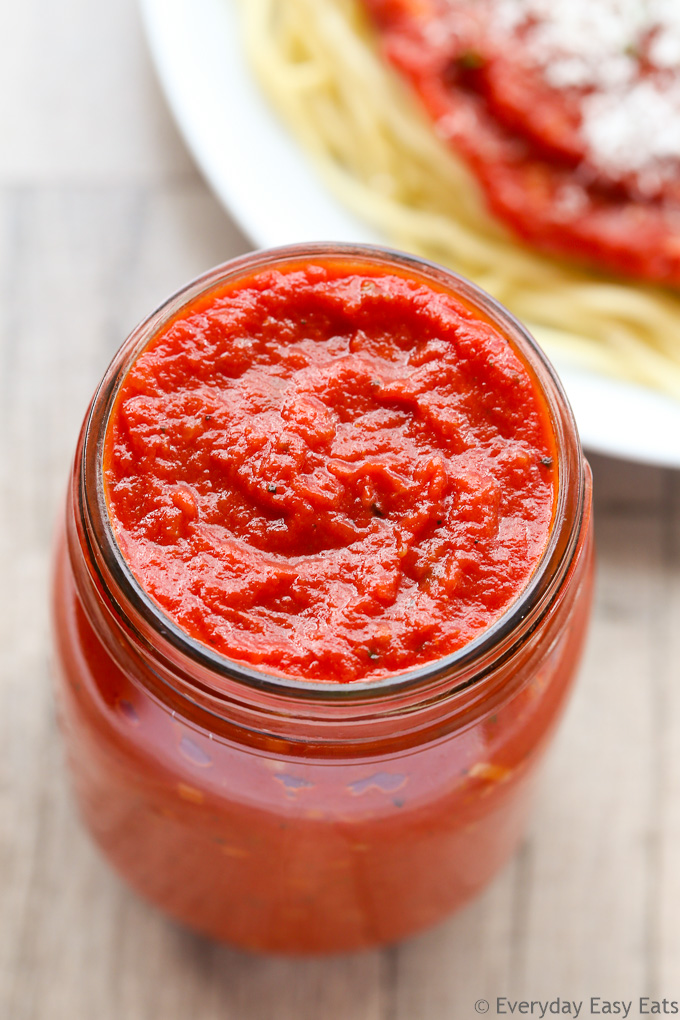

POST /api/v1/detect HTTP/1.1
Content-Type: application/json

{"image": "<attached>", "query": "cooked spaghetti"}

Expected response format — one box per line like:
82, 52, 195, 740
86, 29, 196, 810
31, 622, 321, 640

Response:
238, 0, 680, 398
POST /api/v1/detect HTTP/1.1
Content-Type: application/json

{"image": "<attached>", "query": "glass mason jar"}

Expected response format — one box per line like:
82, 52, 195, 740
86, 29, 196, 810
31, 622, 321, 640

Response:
51, 244, 594, 954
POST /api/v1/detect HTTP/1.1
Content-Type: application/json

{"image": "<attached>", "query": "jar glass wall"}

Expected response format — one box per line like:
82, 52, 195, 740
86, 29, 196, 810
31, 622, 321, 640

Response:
51, 244, 594, 953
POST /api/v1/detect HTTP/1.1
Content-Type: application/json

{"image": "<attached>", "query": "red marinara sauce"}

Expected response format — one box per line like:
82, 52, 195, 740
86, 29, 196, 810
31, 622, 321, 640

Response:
52, 245, 593, 952
103, 261, 556, 682
362, 0, 680, 285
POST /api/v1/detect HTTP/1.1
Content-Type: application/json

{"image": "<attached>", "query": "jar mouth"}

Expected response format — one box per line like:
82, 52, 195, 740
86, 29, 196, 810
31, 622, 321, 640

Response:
80, 242, 586, 704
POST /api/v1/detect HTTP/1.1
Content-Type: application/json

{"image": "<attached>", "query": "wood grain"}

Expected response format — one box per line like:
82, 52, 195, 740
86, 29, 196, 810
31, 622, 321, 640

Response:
1, 1, 680, 1016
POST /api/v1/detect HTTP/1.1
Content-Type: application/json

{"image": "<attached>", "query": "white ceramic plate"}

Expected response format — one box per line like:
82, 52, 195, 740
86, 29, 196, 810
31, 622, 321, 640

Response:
140, 0, 680, 469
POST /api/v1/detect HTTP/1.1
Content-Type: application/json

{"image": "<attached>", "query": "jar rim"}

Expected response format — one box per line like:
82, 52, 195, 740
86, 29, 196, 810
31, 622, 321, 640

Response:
79, 242, 586, 706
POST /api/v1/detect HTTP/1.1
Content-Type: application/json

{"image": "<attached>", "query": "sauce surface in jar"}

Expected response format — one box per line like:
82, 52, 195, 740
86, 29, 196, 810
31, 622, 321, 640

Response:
104, 262, 557, 681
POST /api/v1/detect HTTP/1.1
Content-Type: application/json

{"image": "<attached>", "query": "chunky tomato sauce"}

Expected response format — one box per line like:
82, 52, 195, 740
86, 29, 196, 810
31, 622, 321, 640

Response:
53, 249, 594, 951
104, 264, 556, 682
362, 0, 680, 285
53, 511, 593, 950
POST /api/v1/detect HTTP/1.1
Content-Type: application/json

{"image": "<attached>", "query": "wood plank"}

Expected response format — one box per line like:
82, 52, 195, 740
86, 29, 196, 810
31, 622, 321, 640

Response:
656, 469, 680, 990
515, 457, 665, 998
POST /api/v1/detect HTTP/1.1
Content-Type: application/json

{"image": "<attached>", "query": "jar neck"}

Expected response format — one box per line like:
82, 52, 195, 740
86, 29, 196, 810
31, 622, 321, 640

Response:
68, 244, 590, 753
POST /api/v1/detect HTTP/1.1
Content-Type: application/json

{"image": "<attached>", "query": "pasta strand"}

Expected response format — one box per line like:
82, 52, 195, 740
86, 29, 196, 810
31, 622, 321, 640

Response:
239, 0, 680, 399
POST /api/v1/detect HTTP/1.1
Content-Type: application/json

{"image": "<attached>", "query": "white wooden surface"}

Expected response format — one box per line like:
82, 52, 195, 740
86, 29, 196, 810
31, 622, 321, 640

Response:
1, 1, 679, 1016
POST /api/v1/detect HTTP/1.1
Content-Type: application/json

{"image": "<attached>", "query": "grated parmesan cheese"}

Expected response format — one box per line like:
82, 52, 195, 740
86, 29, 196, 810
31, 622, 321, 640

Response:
482, 0, 680, 188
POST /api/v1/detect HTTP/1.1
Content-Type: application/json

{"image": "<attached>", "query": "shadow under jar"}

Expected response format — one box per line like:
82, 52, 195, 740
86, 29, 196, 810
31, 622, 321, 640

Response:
51, 243, 594, 953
